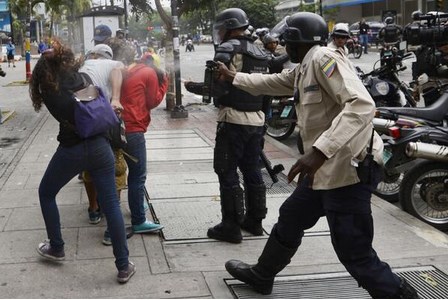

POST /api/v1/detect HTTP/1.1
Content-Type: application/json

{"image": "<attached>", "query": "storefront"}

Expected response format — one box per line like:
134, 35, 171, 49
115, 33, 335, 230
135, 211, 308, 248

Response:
274, 1, 444, 27
323, 0, 443, 26
0, 0, 11, 34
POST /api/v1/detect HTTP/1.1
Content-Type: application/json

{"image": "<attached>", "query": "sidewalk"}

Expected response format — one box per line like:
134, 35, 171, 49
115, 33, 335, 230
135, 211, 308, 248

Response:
1, 63, 448, 298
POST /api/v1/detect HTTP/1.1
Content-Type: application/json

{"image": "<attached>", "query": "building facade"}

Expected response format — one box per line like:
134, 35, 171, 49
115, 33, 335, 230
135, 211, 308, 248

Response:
0, 0, 11, 34
275, 0, 446, 26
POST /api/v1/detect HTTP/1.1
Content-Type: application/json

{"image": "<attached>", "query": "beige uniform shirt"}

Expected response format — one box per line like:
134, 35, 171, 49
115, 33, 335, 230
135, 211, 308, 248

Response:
232, 45, 384, 190
217, 53, 265, 126
327, 41, 349, 56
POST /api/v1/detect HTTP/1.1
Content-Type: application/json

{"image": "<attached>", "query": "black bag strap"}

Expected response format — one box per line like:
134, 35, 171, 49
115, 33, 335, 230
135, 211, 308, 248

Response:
368, 127, 375, 154
79, 72, 93, 87
64, 73, 95, 135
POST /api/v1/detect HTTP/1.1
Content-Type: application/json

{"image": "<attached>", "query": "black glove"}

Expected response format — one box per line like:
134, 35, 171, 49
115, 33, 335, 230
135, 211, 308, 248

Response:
185, 82, 205, 95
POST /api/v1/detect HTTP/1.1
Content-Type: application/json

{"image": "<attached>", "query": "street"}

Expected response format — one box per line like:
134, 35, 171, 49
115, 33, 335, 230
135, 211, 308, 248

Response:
177, 43, 440, 230
1, 43, 448, 299
0, 58, 46, 189
0, 44, 419, 194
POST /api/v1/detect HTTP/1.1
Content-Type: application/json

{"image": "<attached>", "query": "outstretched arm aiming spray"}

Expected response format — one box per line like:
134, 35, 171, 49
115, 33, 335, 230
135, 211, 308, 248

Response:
184, 60, 284, 185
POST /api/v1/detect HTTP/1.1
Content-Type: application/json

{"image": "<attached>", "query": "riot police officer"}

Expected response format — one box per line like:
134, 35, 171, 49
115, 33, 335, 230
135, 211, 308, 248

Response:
262, 34, 289, 74
217, 12, 418, 298
185, 8, 269, 244
378, 17, 402, 45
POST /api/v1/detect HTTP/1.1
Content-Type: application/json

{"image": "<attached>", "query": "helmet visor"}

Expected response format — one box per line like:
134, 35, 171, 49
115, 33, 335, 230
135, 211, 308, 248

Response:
271, 16, 289, 44
212, 26, 226, 45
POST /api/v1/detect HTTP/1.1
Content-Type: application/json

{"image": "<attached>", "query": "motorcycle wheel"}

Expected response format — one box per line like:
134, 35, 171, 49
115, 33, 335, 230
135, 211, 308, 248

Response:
353, 45, 362, 59
373, 173, 402, 203
266, 115, 296, 140
399, 161, 448, 231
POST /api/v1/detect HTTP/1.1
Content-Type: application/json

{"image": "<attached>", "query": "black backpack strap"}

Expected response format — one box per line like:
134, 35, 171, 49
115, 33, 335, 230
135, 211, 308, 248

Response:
79, 72, 93, 86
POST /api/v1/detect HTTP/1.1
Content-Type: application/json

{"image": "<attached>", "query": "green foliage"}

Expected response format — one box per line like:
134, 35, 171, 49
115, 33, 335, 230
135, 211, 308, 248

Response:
217, 0, 278, 29
128, 14, 166, 41
300, 3, 316, 13
129, 0, 153, 18
323, 7, 341, 23
180, 8, 212, 35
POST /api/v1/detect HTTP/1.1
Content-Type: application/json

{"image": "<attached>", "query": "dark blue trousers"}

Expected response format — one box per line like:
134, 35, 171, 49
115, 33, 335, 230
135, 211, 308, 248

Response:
275, 164, 401, 297
213, 122, 264, 188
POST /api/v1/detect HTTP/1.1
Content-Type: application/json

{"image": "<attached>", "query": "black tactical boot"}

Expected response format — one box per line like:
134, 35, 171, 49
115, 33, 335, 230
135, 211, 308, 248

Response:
368, 277, 419, 299
207, 186, 244, 244
396, 277, 419, 298
225, 225, 298, 295
241, 184, 267, 236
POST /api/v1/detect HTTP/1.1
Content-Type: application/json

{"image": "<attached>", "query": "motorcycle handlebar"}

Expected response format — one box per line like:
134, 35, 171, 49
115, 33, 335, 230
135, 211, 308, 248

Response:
361, 64, 389, 78
362, 54, 409, 79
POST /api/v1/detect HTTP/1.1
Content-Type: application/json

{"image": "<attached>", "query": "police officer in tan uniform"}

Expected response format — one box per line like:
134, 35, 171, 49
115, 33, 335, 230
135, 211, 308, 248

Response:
185, 8, 269, 244
328, 23, 350, 55
217, 12, 418, 298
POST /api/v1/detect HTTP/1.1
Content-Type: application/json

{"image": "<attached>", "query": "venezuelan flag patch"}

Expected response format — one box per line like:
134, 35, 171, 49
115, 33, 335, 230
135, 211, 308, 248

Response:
321, 58, 336, 78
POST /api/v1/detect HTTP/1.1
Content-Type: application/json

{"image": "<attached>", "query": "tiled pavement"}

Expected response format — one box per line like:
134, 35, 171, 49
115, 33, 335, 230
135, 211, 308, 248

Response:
1, 62, 448, 298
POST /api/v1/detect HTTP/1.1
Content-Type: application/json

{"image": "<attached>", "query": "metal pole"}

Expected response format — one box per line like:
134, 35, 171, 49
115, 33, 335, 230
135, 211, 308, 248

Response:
170, 0, 188, 118
123, 0, 128, 39
25, 1, 31, 82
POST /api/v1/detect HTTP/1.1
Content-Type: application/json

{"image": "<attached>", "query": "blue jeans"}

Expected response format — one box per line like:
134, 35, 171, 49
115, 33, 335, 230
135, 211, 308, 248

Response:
360, 34, 369, 53
38, 135, 129, 271
123, 132, 147, 226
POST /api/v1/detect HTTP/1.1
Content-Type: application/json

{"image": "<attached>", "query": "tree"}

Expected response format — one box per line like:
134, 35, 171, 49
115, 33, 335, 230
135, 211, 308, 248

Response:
48, 0, 91, 48
8, 0, 91, 52
217, 0, 278, 29
129, 0, 213, 111
127, 0, 279, 110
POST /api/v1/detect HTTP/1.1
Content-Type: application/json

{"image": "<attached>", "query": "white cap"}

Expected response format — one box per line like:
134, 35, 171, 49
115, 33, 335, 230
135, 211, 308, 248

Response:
91, 44, 113, 60
332, 23, 350, 37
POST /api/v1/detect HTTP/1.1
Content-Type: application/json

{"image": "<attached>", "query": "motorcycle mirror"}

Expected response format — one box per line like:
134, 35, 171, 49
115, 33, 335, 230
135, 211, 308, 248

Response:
418, 73, 429, 85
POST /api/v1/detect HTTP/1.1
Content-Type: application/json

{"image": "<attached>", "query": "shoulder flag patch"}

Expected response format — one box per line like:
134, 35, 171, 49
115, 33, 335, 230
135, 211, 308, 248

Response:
321, 58, 336, 78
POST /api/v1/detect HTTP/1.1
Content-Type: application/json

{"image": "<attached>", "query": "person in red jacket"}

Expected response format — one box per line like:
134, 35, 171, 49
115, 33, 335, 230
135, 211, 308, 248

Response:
120, 53, 169, 233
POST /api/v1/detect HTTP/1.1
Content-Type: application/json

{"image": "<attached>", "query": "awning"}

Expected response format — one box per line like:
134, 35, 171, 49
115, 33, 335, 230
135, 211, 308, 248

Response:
275, 0, 301, 10
323, 0, 383, 8
275, 0, 317, 10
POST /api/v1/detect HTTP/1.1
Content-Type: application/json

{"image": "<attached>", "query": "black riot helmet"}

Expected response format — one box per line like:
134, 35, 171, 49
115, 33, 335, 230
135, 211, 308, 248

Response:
282, 12, 328, 46
385, 16, 394, 25
263, 34, 279, 46
213, 8, 249, 44
411, 10, 423, 21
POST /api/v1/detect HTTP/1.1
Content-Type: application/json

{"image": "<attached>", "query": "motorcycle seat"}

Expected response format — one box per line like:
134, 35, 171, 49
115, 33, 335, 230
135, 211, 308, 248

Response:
377, 92, 448, 123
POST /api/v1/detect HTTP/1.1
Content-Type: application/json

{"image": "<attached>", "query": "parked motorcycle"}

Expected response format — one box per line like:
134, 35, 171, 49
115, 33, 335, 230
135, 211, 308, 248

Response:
358, 51, 417, 108
388, 125, 448, 230
413, 73, 448, 107
265, 97, 296, 140
372, 92, 448, 203
399, 159, 448, 231
346, 35, 362, 59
